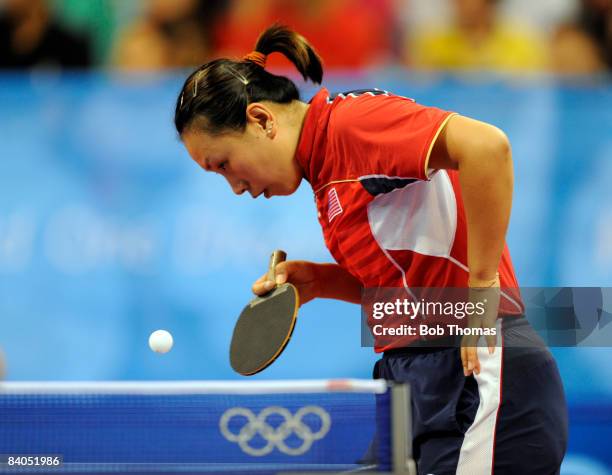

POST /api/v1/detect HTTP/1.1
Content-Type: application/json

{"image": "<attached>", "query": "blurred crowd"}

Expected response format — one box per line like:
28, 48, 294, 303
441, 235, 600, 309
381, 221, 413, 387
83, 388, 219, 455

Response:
0, 0, 611, 77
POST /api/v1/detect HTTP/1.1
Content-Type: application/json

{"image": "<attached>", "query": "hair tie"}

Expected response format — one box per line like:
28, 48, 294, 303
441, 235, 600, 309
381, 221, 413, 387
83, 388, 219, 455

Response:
242, 51, 267, 68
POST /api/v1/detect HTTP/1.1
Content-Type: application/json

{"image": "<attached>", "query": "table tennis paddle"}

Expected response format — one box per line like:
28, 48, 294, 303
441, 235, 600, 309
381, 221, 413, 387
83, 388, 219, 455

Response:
230, 250, 300, 376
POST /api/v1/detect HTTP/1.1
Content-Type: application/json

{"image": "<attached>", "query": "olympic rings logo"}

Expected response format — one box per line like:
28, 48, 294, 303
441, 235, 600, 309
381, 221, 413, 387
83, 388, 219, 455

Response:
219, 405, 331, 456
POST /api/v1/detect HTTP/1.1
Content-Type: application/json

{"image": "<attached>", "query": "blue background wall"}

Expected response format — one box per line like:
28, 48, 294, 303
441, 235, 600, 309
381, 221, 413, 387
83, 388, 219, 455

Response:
0, 72, 611, 471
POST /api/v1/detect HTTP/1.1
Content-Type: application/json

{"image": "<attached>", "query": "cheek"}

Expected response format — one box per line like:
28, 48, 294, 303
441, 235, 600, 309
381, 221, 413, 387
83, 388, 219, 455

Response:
240, 157, 262, 178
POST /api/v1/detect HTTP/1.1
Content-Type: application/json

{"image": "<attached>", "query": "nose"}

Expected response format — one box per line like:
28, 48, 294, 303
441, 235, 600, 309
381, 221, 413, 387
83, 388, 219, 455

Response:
230, 179, 248, 195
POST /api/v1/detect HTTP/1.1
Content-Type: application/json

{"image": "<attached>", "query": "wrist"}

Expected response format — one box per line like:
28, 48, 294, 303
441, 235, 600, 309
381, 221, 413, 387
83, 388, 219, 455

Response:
310, 262, 325, 299
468, 272, 500, 288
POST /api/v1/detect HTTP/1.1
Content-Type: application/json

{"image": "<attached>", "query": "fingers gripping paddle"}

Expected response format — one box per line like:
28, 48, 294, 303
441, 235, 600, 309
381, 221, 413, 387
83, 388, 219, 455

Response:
230, 250, 299, 375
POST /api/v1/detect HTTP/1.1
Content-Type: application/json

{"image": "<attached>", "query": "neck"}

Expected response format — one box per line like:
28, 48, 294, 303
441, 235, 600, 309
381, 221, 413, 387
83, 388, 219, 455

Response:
292, 101, 310, 134
287, 101, 310, 177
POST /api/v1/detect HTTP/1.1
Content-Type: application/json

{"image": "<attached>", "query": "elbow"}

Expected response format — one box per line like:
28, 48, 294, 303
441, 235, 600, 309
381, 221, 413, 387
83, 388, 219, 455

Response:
449, 118, 513, 170
488, 128, 514, 190
489, 127, 512, 164
462, 126, 512, 171
456, 125, 513, 187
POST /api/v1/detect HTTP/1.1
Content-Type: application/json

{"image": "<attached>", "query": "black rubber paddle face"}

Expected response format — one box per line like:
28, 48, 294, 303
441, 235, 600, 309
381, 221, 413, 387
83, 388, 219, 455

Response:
230, 283, 299, 375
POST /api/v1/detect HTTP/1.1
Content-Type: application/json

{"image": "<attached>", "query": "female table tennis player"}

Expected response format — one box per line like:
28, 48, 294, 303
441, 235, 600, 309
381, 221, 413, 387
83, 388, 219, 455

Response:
174, 24, 567, 475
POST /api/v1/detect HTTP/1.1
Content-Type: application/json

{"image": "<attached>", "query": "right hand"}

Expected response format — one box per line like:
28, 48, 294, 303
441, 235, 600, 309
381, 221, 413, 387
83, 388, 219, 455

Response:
461, 274, 501, 377
251, 260, 321, 306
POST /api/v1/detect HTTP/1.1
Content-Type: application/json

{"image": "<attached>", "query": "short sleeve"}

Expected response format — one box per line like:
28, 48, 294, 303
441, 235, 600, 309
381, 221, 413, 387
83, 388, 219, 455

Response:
330, 93, 455, 180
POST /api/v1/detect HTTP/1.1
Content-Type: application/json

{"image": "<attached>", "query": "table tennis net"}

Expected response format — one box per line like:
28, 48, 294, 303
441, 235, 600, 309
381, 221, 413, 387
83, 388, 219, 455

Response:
0, 380, 391, 473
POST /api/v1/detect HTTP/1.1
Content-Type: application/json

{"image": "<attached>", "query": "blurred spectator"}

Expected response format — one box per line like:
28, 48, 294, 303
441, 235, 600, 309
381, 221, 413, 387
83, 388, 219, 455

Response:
548, 0, 611, 75
550, 24, 605, 75
112, 0, 227, 71
578, 0, 612, 69
407, 0, 546, 73
499, 0, 579, 33
213, 0, 391, 69
0, 0, 91, 69
51, 0, 116, 66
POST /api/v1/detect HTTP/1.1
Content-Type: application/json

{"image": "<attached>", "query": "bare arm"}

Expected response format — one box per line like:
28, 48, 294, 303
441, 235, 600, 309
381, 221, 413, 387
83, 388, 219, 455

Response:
313, 263, 362, 303
429, 114, 513, 375
429, 115, 513, 284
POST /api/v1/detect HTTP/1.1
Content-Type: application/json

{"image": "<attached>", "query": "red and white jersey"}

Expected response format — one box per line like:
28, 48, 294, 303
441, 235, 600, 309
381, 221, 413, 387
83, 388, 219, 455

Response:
295, 88, 523, 351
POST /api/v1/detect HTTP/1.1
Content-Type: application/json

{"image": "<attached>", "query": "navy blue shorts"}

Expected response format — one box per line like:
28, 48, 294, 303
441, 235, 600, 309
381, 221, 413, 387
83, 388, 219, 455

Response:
374, 316, 568, 475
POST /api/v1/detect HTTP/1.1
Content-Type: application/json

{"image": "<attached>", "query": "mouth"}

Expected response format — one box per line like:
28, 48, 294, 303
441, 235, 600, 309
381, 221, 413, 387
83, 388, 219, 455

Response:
251, 188, 268, 199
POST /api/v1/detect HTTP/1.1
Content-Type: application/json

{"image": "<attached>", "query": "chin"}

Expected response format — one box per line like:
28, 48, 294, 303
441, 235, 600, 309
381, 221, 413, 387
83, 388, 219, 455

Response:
287, 177, 303, 195
265, 175, 302, 199
268, 181, 300, 198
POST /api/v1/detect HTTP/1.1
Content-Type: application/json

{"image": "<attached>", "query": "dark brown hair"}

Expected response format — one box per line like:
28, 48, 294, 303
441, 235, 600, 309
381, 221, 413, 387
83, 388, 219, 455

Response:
174, 24, 323, 136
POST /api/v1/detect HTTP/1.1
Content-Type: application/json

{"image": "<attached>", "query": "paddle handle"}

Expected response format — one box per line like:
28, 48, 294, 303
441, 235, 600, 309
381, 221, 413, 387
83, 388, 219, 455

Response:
266, 250, 287, 282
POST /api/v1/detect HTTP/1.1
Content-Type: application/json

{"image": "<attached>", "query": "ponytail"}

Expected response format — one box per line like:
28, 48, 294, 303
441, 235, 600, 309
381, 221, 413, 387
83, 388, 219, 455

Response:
174, 24, 323, 136
253, 24, 323, 83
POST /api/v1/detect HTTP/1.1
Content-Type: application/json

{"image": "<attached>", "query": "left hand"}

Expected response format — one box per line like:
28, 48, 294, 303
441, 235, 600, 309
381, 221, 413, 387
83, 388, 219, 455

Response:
461, 274, 500, 377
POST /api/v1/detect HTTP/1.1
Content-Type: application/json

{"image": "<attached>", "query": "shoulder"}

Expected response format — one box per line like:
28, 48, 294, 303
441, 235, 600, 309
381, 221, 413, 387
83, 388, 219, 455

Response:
328, 89, 451, 142
328, 90, 420, 135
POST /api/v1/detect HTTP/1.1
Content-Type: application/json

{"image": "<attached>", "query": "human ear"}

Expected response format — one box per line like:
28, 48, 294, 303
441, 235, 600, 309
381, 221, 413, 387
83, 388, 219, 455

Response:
246, 103, 275, 137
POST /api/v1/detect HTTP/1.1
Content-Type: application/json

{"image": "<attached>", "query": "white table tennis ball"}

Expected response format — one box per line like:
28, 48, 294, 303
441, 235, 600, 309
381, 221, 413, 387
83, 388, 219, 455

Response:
149, 329, 173, 354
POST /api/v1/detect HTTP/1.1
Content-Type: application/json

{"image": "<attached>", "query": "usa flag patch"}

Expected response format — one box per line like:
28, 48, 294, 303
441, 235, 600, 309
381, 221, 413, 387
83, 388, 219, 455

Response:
327, 187, 343, 223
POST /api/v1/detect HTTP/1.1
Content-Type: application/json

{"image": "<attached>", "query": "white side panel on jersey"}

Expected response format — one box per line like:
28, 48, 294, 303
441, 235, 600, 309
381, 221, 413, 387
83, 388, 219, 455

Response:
366, 171, 457, 257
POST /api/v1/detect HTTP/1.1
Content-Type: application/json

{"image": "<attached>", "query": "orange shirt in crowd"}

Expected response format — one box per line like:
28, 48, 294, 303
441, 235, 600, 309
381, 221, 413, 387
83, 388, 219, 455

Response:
213, 0, 390, 69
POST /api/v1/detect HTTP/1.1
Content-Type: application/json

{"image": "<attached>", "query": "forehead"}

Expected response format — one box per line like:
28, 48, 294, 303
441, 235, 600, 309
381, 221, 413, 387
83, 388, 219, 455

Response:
183, 129, 218, 152
182, 130, 232, 161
